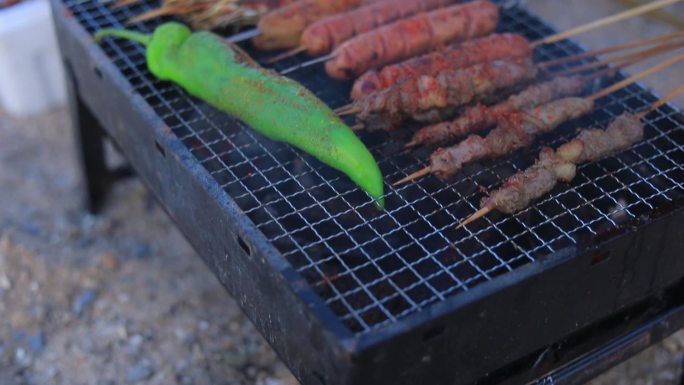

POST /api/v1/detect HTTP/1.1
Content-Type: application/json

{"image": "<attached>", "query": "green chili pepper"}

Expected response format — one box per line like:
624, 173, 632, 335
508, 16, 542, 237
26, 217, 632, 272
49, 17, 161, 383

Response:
95, 22, 385, 209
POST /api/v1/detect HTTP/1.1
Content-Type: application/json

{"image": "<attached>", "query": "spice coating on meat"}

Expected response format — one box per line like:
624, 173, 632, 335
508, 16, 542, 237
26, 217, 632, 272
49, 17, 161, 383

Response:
325, 0, 500, 80
484, 113, 644, 215
409, 76, 587, 147
254, 0, 365, 51
481, 148, 576, 214
562, 113, 644, 163
351, 33, 532, 99
430, 97, 594, 179
356, 59, 538, 131
301, 0, 458, 56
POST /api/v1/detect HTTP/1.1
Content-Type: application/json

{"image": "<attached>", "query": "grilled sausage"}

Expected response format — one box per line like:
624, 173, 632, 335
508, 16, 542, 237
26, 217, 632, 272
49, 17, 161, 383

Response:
325, 0, 500, 80
351, 33, 531, 99
300, 0, 460, 56
253, 0, 367, 51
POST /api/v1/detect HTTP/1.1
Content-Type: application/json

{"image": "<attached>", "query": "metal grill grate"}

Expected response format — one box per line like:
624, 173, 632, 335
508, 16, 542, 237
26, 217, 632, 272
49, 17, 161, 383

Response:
65, 0, 684, 334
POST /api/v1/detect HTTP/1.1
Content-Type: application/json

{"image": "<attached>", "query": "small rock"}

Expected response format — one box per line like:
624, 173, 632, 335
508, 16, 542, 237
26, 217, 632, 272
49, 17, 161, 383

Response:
131, 241, 152, 258
72, 290, 98, 315
12, 331, 26, 343
222, 350, 248, 367
14, 348, 31, 366
78, 237, 95, 248
0, 275, 11, 290
126, 335, 144, 356
99, 253, 119, 271
198, 320, 209, 331
22, 223, 41, 236
127, 362, 154, 382
180, 376, 193, 385
27, 332, 45, 353
264, 377, 284, 385
662, 338, 680, 353
245, 365, 258, 378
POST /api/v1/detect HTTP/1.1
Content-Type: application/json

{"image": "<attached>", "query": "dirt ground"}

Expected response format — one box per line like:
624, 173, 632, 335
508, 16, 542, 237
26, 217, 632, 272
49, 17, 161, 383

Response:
2, 1, 684, 384
0, 107, 299, 384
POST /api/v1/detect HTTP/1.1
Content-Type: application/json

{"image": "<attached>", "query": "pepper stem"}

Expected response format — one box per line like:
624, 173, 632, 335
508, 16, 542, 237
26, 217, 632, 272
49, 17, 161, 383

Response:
94, 28, 151, 46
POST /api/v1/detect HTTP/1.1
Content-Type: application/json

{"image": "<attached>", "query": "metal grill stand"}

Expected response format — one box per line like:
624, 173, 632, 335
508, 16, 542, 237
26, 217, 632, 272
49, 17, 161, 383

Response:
53, 0, 684, 384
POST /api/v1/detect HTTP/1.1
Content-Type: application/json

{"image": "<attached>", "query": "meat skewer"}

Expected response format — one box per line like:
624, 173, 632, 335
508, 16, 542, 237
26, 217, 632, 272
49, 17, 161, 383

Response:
352, 29, 684, 101
266, 0, 460, 63
457, 82, 684, 229
404, 39, 684, 149
280, 0, 682, 77
282, 0, 500, 76
393, 52, 684, 185
324, 0, 500, 80
405, 75, 590, 149
350, 33, 532, 99
339, 59, 540, 132
337, 38, 681, 132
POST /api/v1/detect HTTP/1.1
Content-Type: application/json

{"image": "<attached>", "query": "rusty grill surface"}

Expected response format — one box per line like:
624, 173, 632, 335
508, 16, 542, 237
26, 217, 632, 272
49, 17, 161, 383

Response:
65, 0, 684, 334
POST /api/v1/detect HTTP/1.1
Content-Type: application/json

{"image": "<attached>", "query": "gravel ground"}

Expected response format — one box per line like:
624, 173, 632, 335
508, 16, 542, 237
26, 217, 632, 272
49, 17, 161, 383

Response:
0, 108, 299, 384
1, 1, 684, 384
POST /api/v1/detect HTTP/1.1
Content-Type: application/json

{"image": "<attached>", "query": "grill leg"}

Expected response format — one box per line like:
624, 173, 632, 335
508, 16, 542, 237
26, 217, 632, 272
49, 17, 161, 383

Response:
65, 61, 114, 214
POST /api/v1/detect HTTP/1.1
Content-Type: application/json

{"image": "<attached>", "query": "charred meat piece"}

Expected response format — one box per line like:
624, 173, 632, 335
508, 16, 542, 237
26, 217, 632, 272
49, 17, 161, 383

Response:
430, 97, 594, 179
484, 113, 643, 214
408, 76, 587, 148
354, 59, 538, 132
325, 0, 500, 80
351, 33, 532, 99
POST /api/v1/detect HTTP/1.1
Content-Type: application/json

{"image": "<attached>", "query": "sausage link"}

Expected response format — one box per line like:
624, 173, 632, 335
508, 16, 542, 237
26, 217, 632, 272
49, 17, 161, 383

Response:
301, 0, 459, 56
254, 0, 365, 51
326, 0, 499, 80
351, 33, 531, 99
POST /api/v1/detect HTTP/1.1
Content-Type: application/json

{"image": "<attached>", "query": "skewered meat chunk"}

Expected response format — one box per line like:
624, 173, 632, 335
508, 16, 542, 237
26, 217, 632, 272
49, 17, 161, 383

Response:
408, 76, 587, 147
483, 113, 643, 214
481, 148, 576, 214
558, 113, 644, 163
351, 33, 532, 99
430, 97, 594, 179
355, 59, 539, 132
325, 0, 500, 80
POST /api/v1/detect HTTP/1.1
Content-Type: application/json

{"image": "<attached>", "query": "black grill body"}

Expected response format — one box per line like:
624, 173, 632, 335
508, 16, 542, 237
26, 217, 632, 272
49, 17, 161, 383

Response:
52, 1, 684, 384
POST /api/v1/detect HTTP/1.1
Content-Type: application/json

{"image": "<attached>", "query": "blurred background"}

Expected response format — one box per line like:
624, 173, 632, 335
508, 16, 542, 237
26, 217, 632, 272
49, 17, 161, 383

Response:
0, 0, 683, 384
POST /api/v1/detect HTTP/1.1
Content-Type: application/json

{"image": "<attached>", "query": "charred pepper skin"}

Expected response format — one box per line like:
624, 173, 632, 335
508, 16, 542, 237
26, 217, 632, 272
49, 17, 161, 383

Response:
95, 23, 385, 209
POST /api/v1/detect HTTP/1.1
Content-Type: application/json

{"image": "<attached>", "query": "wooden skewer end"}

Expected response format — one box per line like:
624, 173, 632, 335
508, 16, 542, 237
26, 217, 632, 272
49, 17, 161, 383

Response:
456, 206, 493, 230
393, 167, 432, 186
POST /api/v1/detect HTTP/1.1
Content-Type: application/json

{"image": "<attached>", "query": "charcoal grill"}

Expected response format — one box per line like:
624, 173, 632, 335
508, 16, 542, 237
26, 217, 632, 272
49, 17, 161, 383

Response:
51, 0, 684, 384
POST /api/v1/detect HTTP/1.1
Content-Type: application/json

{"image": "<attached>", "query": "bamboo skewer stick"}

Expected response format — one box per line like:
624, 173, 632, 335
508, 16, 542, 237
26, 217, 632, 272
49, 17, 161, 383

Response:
635, 83, 684, 119
587, 51, 684, 101
540, 29, 684, 68
393, 51, 684, 187
557, 40, 684, 76
266, 46, 307, 63
457, 82, 684, 230
530, 0, 683, 47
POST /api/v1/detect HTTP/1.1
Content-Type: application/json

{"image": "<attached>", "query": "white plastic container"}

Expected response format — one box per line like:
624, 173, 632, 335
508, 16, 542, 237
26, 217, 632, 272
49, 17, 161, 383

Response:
0, 0, 66, 117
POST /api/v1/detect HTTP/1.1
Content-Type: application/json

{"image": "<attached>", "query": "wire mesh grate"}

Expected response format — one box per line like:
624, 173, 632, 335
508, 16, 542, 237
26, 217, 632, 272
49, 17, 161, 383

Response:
63, 0, 684, 334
